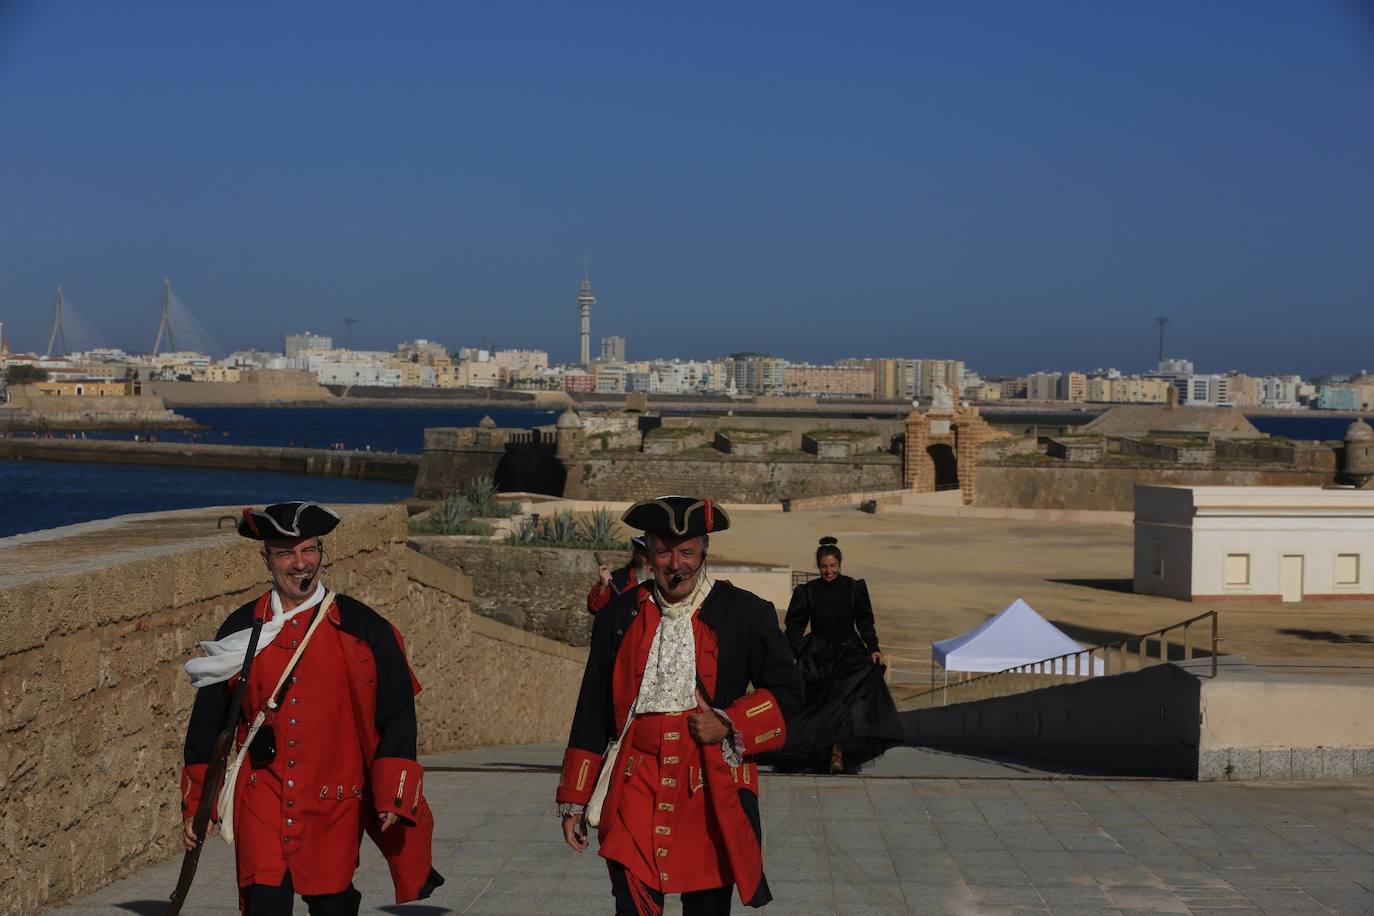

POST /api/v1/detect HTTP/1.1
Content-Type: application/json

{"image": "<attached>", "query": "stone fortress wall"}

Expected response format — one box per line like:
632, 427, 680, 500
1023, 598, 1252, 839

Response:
0, 505, 584, 916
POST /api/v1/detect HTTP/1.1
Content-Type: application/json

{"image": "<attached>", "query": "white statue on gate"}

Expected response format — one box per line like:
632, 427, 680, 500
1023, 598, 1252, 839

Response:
931, 382, 954, 410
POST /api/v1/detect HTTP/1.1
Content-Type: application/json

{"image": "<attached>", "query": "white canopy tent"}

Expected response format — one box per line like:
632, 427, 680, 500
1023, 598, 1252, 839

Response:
931, 598, 1105, 684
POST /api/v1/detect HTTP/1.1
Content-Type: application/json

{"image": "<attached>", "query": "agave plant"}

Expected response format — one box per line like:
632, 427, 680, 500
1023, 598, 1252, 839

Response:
460, 475, 519, 518
504, 515, 540, 545
578, 508, 621, 549
542, 510, 579, 546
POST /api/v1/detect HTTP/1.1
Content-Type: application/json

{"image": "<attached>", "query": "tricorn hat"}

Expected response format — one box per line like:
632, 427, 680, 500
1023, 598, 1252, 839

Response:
238, 501, 341, 540
622, 496, 730, 538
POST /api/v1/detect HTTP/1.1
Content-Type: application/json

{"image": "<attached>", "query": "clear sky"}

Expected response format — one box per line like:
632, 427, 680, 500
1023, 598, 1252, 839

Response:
1, 1, 1371, 375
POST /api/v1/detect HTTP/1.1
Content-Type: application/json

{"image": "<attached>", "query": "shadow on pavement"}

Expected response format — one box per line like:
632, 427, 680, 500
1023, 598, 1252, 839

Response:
114, 902, 171, 915
1278, 627, 1374, 645
380, 907, 453, 915
1047, 576, 1135, 594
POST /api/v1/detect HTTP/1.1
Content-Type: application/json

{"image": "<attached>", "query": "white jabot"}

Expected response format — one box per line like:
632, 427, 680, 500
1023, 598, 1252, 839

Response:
636, 574, 712, 714
184, 582, 327, 689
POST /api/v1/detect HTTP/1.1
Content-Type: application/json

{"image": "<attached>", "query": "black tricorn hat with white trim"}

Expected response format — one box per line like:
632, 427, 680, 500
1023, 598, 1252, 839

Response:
238, 501, 341, 540
621, 495, 730, 537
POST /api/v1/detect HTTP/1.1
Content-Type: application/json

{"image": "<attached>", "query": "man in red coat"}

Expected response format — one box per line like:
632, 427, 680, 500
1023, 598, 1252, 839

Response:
586, 536, 651, 614
558, 496, 804, 915
179, 501, 443, 915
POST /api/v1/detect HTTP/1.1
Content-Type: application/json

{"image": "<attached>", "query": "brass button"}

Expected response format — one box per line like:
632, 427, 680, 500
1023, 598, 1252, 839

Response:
660, 777, 676, 788
660, 872, 668, 881
662, 756, 679, 765
663, 732, 680, 740
290, 697, 299, 706
657, 802, 675, 812
288, 760, 296, 768
289, 740, 297, 748
655, 848, 668, 857
287, 800, 294, 808
287, 779, 296, 788
286, 817, 294, 826
289, 719, 298, 726
290, 640, 299, 648
655, 825, 671, 835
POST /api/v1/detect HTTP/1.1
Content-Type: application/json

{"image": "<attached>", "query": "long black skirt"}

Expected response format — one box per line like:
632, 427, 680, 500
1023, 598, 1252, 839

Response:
760, 636, 904, 773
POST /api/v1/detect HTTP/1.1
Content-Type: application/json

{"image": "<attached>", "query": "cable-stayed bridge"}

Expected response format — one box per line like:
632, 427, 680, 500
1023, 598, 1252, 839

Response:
35, 278, 224, 358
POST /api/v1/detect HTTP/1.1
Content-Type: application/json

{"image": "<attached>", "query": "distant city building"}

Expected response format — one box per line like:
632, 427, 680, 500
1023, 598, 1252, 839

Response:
1057, 372, 1087, 403
491, 349, 549, 371
1261, 375, 1303, 409
726, 354, 787, 396
1000, 377, 1028, 399
601, 336, 626, 363
396, 339, 450, 365
563, 369, 595, 393
284, 332, 332, 358
1158, 358, 1195, 375
919, 358, 965, 399
1026, 372, 1061, 401
782, 364, 875, 398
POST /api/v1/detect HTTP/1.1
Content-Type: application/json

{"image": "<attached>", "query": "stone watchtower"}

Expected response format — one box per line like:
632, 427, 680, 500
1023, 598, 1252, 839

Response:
555, 408, 586, 496
1341, 418, 1374, 488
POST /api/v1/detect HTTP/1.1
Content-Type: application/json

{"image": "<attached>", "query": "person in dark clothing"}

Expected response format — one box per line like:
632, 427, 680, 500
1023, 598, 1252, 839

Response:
772, 536, 903, 774
586, 536, 651, 614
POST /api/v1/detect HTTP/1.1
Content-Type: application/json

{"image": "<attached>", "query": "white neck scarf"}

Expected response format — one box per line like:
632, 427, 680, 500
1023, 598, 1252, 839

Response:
184, 582, 327, 689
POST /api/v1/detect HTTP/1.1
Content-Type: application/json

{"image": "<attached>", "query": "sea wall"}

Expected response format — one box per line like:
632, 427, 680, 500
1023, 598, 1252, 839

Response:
0, 437, 419, 483
0, 505, 584, 916
150, 370, 333, 405
974, 465, 1335, 511
570, 453, 903, 502
0, 387, 189, 429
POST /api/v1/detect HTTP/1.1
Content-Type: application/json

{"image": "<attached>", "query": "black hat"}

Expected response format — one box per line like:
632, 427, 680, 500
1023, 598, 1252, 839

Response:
238, 502, 341, 540
622, 496, 730, 538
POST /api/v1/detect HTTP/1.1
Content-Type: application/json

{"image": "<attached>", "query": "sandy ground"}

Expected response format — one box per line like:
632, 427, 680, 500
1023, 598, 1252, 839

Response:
711, 506, 1374, 699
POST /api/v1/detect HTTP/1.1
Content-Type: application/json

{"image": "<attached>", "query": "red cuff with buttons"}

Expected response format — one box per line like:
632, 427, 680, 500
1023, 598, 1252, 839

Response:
555, 747, 603, 806
371, 757, 424, 825
179, 764, 213, 820
723, 689, 787, 756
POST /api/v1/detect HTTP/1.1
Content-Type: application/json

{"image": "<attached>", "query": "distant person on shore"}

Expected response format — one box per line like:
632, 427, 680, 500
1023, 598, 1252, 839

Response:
558, 495, 803, 914
586, 536, 651, 614
177, 501, 443, 915
769, 536, 903, 774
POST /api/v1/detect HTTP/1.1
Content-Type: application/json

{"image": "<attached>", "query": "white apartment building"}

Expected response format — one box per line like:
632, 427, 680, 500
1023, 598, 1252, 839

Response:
1134, 486, 1374, 603
1261, 375, 1303, 409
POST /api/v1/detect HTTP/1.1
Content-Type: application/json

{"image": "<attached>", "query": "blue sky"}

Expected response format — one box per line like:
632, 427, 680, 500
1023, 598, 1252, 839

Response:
1, 1, 1371, 375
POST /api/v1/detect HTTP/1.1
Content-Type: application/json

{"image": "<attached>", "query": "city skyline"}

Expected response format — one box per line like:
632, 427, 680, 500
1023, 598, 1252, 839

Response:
1, 2, 1371, 374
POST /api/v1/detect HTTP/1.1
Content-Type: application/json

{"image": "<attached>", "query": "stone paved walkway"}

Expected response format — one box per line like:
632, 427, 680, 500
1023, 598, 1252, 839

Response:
50, 746, 1374, 915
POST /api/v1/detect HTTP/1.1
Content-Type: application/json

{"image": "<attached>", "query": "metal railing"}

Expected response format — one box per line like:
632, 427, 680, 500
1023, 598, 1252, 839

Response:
892, 610, 1219, 708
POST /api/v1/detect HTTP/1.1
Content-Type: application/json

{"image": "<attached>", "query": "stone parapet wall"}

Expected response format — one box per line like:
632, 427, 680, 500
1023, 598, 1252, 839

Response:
975, 465, 1335, 511
408, 538, 607, 647
0, 505, 584, 916
572, 453, 903, 502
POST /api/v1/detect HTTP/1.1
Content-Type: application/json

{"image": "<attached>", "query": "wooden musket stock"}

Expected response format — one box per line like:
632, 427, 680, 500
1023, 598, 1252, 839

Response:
166, 614, 265, 915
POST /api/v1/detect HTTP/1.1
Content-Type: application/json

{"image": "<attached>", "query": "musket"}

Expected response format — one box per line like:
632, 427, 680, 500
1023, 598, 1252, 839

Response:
593, 551, 621, 595
166, 610, 266, 915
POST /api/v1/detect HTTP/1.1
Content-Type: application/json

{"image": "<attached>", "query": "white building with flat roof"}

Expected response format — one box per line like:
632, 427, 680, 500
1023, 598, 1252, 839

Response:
1134, 486, 1374, 603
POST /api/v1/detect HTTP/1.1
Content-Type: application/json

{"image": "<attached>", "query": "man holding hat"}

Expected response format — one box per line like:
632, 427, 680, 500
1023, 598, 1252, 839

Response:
178, 501, 443, 915
586, 535, 652, 614
557, 496, 804, 915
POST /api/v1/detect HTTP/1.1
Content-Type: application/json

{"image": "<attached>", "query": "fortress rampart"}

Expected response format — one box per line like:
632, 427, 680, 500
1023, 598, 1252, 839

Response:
0, 505, 583, 915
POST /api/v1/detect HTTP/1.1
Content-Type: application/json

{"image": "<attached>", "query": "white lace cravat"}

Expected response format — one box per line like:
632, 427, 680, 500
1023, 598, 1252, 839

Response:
636, 575, 712, 714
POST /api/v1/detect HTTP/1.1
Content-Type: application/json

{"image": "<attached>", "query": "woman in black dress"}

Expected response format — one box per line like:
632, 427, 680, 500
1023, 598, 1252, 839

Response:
770, 537, 904, 773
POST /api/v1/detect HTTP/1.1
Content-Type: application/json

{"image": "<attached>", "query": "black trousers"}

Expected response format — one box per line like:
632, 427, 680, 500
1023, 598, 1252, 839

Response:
244, 870, 361, 916
609, 862, 733, 916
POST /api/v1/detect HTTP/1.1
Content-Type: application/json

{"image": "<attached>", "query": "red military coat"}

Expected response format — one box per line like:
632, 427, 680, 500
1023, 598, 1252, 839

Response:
558, 581, 804, 907
587, 565, 642, 614
180, 593, 442, 906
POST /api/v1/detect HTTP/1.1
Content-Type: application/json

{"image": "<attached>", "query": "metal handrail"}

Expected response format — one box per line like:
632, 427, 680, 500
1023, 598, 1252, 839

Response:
906, 610, 1220, 707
